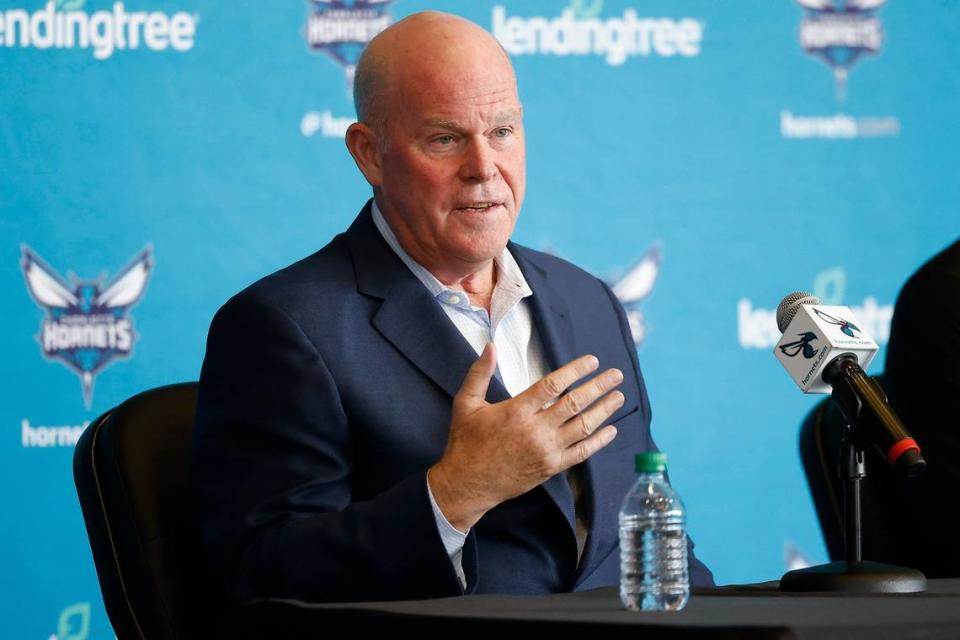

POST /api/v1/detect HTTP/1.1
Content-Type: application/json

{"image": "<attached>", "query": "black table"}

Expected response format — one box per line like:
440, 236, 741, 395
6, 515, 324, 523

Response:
234, 579, 960, 639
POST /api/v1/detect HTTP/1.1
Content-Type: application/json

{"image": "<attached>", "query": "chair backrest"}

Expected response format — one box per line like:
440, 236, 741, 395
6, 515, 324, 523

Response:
73, 382, 217, 640
798, 377, 907, 565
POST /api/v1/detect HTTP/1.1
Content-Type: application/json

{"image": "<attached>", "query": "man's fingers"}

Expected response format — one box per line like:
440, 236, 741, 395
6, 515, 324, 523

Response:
456, 342, 498, 405
560, 425, 618, 469
521, 354, 600, 409
557, 390, 624, 448
546, 367, 623, 423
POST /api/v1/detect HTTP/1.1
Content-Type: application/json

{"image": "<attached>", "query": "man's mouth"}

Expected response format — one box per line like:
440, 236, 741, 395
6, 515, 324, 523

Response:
456, 202, 500, 211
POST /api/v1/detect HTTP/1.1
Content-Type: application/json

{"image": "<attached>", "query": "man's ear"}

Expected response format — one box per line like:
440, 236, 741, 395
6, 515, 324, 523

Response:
345, 122, 383, 187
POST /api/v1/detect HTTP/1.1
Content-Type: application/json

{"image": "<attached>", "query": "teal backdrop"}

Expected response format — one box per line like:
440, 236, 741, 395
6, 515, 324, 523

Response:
2, 0, 959, 637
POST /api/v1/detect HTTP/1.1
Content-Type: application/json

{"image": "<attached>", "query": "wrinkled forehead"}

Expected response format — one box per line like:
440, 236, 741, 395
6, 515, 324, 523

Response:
386, 56, 521, 118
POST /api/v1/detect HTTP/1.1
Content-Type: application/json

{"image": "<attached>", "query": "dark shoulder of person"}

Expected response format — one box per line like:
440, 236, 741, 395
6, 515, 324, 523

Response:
882, 237, 960, 578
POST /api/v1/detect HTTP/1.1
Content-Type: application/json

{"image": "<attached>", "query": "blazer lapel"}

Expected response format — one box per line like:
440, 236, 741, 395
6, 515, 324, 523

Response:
347, 202, 510, 405
512, 246, 613, 583
511, 246, 583, 552
510, 244, 577, 373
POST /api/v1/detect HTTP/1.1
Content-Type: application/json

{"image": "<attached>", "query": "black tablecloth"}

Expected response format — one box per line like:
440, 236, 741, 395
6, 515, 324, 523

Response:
232, 579, 960, 639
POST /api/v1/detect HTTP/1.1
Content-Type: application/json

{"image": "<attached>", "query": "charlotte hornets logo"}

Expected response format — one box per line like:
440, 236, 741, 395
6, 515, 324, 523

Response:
814, 307, 861, 337
779, 332, 819, 359
21, 246, 152, 409
305, 0, 394, 83
796, 0, 884, 98
546, 244, 660, 346
610, 246, 661, 346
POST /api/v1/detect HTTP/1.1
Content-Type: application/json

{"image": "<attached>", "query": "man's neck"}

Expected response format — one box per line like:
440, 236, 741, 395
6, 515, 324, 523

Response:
412, 254, 497, 312
374, 199, 499, 312
444, 263, 497, 312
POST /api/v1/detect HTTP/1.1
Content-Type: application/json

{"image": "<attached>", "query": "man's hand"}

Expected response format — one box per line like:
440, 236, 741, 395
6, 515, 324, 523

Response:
427, 343, 624, 532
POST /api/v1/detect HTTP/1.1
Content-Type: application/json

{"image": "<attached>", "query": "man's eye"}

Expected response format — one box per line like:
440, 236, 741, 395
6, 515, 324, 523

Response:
433, 135, 455, 145
494, 128, 512, 138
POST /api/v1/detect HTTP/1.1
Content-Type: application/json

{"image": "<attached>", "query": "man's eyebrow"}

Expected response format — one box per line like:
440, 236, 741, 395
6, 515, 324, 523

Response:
423, 110, 522, 131
424, 118, 464, 130
491, 109, 522, 125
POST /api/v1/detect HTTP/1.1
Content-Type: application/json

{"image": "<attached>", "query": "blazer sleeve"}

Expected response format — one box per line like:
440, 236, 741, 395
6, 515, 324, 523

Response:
193, 293, 468, 603
600, 280, 716, 588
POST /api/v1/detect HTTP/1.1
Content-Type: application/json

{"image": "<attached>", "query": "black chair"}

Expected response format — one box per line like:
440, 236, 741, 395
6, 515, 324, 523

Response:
798, 376, 907, 565
73, 382, 219, 640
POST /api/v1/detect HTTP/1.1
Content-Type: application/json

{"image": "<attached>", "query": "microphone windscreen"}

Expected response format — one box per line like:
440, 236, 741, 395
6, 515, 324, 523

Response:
776, 292, 821, 333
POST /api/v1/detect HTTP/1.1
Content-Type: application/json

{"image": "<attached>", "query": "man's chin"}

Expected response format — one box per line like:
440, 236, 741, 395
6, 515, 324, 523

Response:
450, 237, 511, 265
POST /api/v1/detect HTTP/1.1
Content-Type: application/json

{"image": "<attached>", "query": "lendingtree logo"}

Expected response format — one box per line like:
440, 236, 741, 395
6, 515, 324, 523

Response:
738, 267, 893, 349
492, 0, 704, 66
0, 0, 198, 60
50, 602, 90, 640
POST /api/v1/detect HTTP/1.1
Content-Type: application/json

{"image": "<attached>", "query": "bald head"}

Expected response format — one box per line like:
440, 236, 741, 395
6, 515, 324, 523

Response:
344, 11, 526, 281
353, 12, 517, 132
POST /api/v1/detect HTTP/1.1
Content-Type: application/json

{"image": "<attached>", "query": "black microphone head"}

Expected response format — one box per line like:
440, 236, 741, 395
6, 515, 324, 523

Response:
776, 292, 821, 333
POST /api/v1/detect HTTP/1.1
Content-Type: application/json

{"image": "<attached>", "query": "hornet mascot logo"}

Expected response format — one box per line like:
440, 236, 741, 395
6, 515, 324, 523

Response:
779, 332, 819, 359
306, 0, 394, 85
610, 246, 661, 346
813, 307, 861, 337
796, 0, 885, 99
21, 246, 153, 409
546, 244, 660, 346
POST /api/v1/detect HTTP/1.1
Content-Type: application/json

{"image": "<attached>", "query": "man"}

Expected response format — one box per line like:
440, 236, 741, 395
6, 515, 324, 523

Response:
194, 11, 712, 604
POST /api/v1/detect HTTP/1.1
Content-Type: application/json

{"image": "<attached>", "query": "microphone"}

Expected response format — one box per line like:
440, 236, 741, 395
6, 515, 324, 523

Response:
773, 292, 925, 477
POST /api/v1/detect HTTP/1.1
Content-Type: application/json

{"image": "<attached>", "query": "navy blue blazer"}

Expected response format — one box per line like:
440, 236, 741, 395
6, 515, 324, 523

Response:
193, 202, 713, 604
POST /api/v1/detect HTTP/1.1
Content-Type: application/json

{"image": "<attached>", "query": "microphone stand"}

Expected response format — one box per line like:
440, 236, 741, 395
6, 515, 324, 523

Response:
780, 357, 927, 593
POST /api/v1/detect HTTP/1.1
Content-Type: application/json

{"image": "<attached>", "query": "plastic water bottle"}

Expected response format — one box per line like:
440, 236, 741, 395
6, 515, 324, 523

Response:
619, 451, 690, 611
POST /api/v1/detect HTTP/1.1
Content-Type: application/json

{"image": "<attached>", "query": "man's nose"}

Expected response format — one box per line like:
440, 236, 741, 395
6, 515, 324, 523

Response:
459, 138, 498, 182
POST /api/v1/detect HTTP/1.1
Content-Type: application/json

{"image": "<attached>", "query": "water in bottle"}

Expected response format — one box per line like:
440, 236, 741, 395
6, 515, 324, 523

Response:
619, 451, 690, 611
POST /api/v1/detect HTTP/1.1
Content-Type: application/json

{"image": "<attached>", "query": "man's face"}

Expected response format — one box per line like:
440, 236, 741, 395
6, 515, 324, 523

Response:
372, 59, 526, 274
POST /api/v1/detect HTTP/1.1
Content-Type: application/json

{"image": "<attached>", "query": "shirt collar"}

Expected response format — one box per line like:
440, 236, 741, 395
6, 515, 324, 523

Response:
370, 199, 533, 305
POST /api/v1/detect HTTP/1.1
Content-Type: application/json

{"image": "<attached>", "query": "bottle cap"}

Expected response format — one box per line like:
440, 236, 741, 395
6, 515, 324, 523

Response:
635, 451, 667, 473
